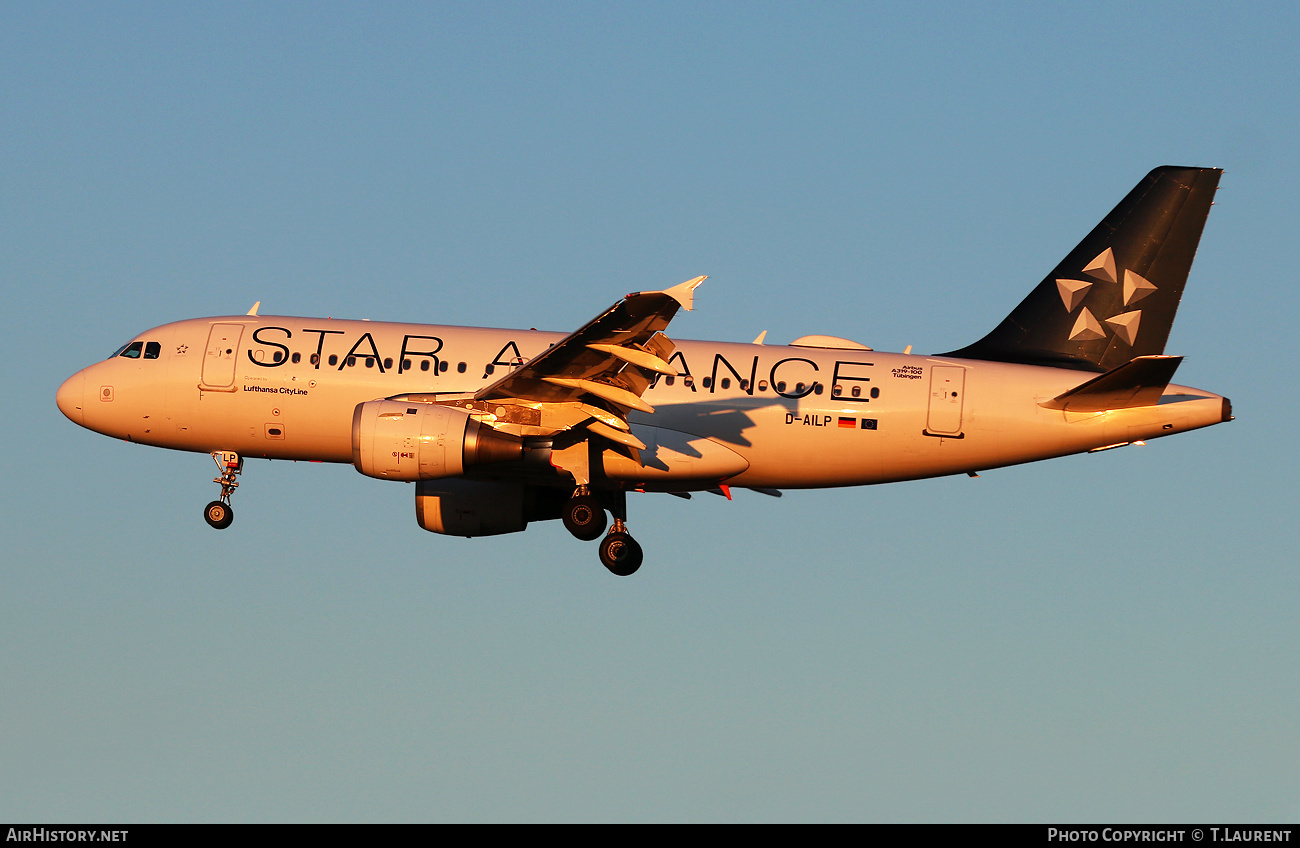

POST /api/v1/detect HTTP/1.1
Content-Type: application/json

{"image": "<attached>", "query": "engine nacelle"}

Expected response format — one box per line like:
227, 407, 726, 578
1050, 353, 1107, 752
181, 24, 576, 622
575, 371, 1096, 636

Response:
415, 479, 566, 537
352, 400, 522, 481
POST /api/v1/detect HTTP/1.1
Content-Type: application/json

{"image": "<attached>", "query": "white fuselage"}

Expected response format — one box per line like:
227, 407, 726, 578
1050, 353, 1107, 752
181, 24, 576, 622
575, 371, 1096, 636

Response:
57, 314, 1229, 490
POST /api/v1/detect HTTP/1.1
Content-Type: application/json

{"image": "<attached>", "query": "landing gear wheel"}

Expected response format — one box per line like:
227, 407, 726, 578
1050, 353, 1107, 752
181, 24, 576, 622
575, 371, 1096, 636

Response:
562, 494, 607, 541
204, 500, 234, 530
206, 451, 241, 530
599, 531, 643, 576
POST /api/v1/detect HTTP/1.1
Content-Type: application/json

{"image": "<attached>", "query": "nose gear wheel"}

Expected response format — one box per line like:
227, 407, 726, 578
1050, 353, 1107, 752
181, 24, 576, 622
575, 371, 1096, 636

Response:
205, 450, 242, 530
204, 500, 233, 529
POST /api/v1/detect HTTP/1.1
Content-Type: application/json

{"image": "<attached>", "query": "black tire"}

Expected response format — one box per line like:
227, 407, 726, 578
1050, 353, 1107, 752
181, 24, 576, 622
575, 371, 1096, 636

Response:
562, 494, 607, 541
204, 500, 233, 530
599, 532, 643, 576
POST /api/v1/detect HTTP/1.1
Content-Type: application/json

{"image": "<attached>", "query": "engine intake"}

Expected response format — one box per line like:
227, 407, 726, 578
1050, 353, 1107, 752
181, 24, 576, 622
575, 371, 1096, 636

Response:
352, 400, 522, 481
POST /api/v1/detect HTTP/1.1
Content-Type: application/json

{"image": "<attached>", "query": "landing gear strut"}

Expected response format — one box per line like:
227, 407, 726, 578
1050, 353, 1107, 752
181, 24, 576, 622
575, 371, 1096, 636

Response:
595, 489, 642, 576
204, 450, 241, 530
562, 486, 607, 541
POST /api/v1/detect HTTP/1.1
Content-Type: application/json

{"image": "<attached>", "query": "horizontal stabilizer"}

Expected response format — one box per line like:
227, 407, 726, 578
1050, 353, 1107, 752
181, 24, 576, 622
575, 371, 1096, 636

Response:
1040, 355, 1182, 413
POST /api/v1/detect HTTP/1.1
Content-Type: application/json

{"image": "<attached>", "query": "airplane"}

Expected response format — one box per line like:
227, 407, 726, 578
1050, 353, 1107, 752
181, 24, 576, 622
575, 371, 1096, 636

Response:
56, 166, 1232, 576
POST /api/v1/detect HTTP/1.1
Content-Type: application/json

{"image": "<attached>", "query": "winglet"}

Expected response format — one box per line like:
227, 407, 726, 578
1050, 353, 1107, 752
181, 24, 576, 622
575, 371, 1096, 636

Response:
652, 276, 706, 311
247, 301, 261, 316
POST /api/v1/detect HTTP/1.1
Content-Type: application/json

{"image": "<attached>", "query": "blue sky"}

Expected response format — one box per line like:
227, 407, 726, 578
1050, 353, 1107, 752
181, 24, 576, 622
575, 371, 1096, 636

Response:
2, 2, 1297, 822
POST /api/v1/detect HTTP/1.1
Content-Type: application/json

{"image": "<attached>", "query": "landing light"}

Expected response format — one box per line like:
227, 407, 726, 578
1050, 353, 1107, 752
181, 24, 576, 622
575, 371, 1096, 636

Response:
1088, 440, 1145, 453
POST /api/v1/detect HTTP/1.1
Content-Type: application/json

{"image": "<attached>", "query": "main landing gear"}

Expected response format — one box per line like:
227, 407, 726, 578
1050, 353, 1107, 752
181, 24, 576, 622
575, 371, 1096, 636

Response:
562, 486, 607, 541
599, 522, 643, 576
203, 450, 242, 530
562, 487, 642, 576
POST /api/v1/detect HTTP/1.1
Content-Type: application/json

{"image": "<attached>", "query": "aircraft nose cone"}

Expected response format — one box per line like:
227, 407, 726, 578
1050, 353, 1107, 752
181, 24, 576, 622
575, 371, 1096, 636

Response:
57, 372, 85, 425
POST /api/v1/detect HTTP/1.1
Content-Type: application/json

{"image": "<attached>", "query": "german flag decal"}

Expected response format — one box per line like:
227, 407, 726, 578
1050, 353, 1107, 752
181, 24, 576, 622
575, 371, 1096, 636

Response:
838, 417, 857, 429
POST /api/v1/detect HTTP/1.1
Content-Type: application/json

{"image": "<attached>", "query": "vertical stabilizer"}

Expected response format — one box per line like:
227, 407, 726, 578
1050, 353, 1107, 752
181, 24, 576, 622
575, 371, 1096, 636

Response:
944, 166, 1221, 371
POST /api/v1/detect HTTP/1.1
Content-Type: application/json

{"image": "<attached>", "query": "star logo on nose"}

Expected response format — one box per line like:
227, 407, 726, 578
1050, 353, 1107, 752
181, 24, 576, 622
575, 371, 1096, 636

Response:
176, 344, 189, 355
1055, 248, 1156, 346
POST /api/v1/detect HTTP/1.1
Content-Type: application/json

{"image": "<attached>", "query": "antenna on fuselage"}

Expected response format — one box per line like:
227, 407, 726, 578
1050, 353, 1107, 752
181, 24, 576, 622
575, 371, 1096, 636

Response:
246, 301, 261, 316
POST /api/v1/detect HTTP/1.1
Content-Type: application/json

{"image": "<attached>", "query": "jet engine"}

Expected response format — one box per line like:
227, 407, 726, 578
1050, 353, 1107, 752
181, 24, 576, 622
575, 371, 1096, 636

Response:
415, 479, 566, 537
352, 399, 522, 481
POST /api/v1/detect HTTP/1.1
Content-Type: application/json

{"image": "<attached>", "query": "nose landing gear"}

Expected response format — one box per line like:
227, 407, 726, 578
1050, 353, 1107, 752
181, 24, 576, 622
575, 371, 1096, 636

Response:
203, 450, 241, 530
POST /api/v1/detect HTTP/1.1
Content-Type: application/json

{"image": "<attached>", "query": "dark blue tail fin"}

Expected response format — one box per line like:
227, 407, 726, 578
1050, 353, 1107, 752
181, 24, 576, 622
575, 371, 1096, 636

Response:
944, 166, 1221, 371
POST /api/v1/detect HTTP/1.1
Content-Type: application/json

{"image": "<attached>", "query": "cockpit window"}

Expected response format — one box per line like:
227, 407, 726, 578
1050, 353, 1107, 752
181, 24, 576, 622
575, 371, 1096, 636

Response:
144, 341, 161, 360
118, 341, 144, 359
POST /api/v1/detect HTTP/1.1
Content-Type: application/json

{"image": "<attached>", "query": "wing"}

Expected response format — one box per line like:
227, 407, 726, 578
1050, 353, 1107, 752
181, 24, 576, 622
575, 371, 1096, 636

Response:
475, 276, 705, 429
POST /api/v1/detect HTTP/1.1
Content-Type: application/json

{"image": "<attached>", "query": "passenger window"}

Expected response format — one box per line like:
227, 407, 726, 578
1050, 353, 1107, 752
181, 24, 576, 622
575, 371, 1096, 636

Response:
310, 354, 320, 366
852, 386, 861, 398
871, 387, 880, 399
383, 358, 393, 369
144, 341, 161, 360
702, 377, 713, 388
347, 356, 357, 367
814, 383, 823, 395
457, 362, 467, 373
484, 364, 495, 376
328, 355, 338, 366
759, 381, 769, 392
420, 360, 430, 372
665, 376, 675, 386
291, 352, 301, 364
720, 378, 730, 389
439, 361, 449, 373
402, 359, 412, 370
365, 357, 375, 368
273, 350, 284, 363
119, 341, 143, 359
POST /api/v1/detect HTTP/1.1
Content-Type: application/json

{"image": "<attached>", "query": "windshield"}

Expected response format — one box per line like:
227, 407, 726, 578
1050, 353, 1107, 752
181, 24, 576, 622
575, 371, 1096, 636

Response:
111, 341, 144, 359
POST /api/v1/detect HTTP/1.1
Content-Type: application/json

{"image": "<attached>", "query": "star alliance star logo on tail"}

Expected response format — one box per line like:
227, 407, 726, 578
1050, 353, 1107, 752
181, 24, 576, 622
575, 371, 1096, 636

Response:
1055, 247, 1158, 346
